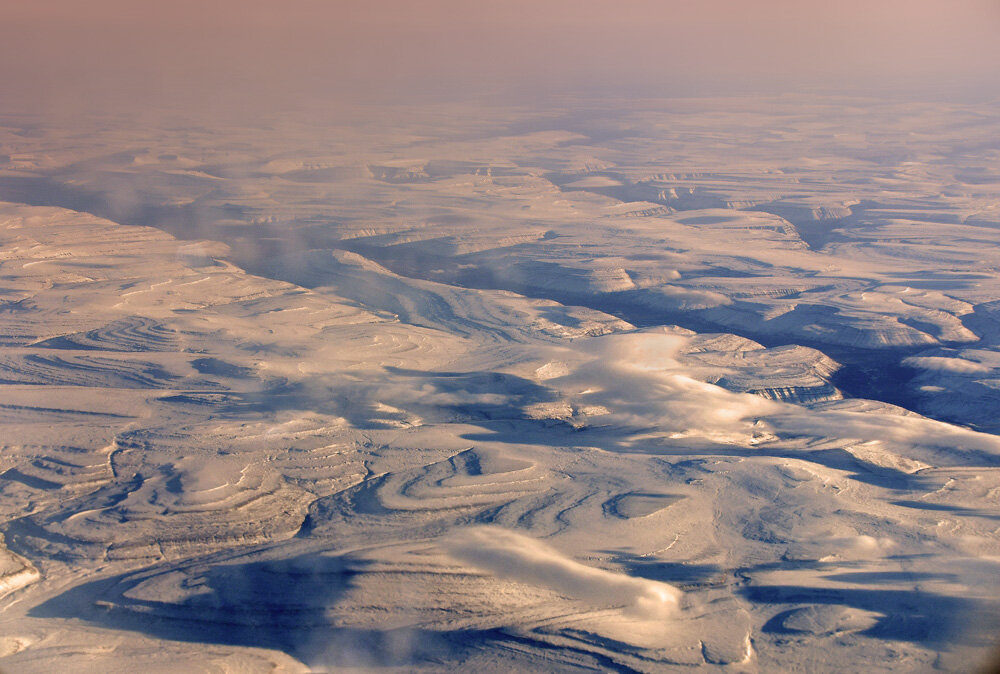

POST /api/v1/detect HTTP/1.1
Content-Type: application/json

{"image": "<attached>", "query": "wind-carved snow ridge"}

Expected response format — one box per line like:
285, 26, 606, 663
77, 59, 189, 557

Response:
444, 527, 683, 620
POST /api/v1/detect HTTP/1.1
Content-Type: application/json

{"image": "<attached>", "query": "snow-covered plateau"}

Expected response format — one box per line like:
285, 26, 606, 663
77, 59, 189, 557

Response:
0, 96, 999, 672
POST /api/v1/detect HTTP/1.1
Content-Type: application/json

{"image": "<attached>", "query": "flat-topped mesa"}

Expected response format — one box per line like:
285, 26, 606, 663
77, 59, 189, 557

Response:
686, 343, 843, 405
759, 198, 859, 223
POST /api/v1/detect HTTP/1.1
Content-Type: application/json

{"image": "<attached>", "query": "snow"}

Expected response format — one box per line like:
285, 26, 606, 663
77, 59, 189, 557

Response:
1, 95, 999, 672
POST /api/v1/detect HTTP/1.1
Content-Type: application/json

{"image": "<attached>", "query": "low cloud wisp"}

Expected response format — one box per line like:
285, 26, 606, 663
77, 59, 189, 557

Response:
443, 526, 683, 620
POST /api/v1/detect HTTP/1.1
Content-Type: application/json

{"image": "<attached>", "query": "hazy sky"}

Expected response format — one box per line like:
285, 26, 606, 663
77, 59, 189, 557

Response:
3, 0, 999, 114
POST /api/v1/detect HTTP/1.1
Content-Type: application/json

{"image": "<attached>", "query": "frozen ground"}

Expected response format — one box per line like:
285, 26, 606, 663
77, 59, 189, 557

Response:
0, 96, 999, 672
